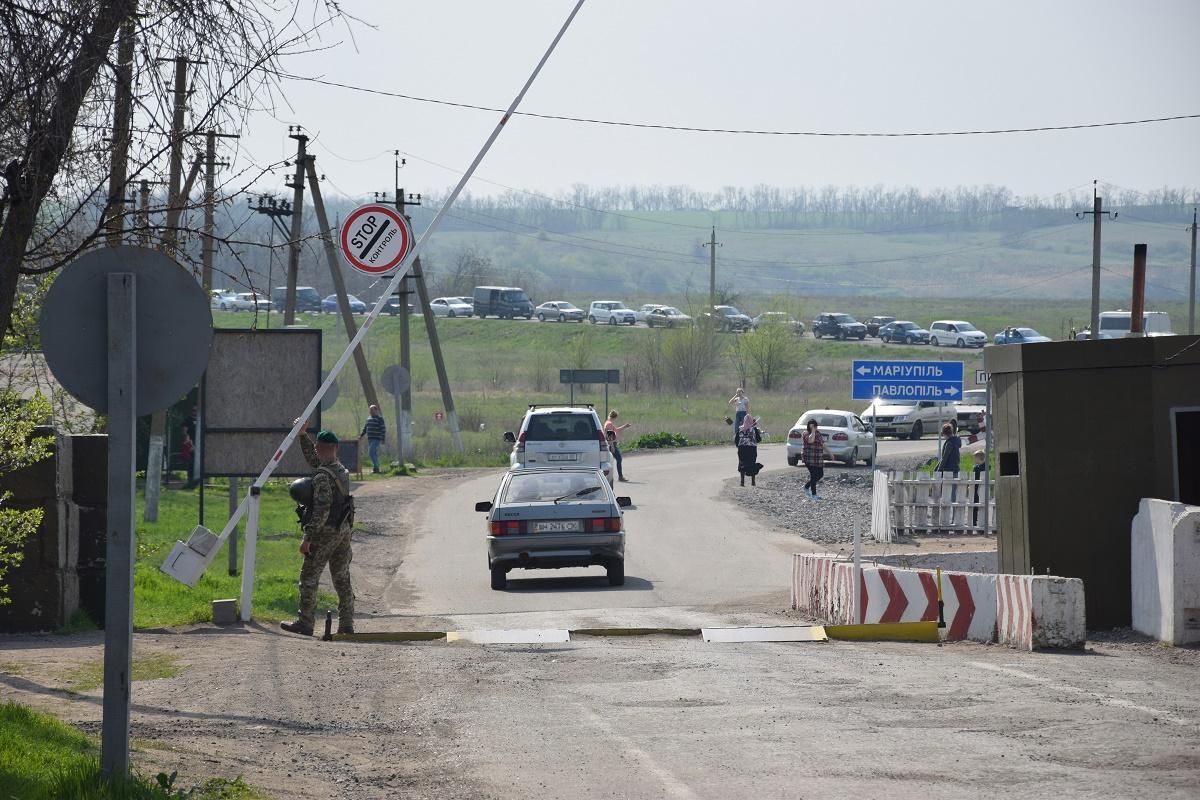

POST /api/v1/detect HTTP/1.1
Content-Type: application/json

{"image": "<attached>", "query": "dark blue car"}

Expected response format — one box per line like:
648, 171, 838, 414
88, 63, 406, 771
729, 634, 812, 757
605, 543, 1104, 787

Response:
321, 294, 367, 314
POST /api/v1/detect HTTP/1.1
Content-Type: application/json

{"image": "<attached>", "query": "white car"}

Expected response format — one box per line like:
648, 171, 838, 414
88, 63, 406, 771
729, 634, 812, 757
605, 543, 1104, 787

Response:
503, 405, 614, 485
954, 389, 987, 434
588, 301, 636, 325
229, 292, 271, 312
429, 297, 473, 317
929, 320, 987, 348
786, 409, 876, 467
861, 399, 957, 440
210, 290, 236, 311
635, 303, 666, 323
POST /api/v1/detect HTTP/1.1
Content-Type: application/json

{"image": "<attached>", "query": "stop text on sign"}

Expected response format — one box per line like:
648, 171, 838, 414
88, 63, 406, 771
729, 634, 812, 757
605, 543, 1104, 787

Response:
339, 204, 413, 275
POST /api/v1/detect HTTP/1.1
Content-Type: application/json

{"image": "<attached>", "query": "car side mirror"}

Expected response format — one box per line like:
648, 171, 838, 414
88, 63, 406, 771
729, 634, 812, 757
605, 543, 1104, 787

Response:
616, 496, 632, 508
475, 501, 492, 512
503, 431, 516, 443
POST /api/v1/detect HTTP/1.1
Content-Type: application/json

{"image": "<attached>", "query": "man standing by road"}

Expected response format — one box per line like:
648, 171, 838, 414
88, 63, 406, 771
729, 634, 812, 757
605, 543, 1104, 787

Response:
282, 423, 355, 636
359, 404, 387, 474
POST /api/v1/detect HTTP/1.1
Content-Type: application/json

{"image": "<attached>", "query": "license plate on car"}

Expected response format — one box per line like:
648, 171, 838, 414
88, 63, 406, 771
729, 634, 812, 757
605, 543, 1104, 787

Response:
547, 453, 578, 461
532, 520, 583, 533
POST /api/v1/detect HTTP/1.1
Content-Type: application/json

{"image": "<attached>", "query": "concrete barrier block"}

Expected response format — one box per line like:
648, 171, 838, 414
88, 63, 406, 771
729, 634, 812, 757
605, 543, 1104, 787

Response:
211, 599, 238, 625
998, 574, 1085, 650
1131, 498, 1200, 645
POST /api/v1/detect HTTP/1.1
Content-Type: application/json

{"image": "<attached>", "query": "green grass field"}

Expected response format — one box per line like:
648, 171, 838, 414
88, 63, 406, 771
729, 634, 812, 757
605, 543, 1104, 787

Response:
0, 702, 265, 799
130, 480, 333, 629
212, 307, 1001, 465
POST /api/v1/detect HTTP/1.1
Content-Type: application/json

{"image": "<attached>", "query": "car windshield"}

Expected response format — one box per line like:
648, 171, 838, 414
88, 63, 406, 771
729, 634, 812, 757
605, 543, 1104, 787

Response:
458, 297, 472, 304
1016, 328, 1039, 337
803, 413, 849, 428
718, 307, 741, 316
524, 413, 598, 441
832, 314, 856, 324
960, 390, 986, 405
660, 307, 681, 315
502, 473, 605, 504
956, 323, 979, 332
558, 303, 579, 310
897, 322, 917, 330
1100, 316, 1131, 330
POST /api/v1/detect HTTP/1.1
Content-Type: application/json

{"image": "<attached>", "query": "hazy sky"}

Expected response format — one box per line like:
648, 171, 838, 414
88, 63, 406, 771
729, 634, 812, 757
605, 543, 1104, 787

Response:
229, 0, 1200, 203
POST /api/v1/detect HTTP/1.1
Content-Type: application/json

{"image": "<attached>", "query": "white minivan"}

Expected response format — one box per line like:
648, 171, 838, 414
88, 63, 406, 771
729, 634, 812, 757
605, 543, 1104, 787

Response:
929, 320, 987, 348
504, 406, 614, 485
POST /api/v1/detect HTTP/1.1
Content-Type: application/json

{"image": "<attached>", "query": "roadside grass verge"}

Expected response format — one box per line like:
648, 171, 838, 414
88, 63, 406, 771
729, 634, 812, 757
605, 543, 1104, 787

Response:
0, 702, 266, 799
132, 480, 334, 629
59, 654, 181, 694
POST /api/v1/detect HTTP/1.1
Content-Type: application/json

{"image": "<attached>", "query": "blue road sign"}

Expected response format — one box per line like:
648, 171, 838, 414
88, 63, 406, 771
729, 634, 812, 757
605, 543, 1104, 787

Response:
851, 360, 964, 401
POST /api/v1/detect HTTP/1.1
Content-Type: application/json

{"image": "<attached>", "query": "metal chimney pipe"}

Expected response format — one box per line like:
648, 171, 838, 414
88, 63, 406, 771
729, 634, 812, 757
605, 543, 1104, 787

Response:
1130, 243, 1147, 336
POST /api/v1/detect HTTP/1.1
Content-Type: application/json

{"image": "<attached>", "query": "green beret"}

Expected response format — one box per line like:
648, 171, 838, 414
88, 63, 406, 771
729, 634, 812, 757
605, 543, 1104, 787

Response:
316, 430, 338, 444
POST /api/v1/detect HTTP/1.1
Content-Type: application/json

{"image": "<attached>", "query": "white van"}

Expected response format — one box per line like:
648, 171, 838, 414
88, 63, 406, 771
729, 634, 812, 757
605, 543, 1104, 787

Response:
1078, 310, 1173, 340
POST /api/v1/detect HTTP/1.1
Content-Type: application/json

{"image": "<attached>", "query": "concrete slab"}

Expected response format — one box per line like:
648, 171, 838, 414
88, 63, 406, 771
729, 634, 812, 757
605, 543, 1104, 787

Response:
445, 629, 571, 644
701, 625, 827, 643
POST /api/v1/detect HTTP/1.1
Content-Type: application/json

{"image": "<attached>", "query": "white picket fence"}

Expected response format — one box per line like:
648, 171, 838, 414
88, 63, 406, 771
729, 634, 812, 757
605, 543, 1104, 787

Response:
871, 469, 996, 542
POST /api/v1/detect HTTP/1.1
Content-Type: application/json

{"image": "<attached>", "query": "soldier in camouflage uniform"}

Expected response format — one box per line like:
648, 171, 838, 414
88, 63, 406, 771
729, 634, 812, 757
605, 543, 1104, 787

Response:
281, 428, 355, 636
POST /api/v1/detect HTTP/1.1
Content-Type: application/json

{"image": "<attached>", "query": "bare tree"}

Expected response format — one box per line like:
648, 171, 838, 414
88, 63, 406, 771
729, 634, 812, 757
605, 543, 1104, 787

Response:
0, 0, 357, 337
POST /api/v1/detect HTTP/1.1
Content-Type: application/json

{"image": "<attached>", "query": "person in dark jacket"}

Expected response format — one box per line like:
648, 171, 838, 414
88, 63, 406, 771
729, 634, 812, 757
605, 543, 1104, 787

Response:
938, 422, 962, 502
359, 404, 387, 474
800, 419, 827, 499
736, 414, 763, 486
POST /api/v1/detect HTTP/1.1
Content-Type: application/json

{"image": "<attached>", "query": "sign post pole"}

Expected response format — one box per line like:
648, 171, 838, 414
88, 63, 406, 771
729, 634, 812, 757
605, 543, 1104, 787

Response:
239, 486, 260, 622
101, 273, 136, 777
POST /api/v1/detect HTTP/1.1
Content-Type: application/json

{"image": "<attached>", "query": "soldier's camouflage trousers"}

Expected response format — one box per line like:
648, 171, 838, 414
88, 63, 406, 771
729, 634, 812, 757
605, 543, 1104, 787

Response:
296, 527, 354, 629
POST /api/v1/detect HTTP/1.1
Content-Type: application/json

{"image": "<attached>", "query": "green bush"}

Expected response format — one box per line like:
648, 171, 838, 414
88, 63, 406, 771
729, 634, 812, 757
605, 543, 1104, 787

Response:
630, 431, 689, 450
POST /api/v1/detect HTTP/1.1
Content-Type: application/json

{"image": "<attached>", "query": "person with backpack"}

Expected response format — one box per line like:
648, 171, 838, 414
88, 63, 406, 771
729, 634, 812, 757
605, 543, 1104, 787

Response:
281, 423, 356, 637
736, 414, 764, 487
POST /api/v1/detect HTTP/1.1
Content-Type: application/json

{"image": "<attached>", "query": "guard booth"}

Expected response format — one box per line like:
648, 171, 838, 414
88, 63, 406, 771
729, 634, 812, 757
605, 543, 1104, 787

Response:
984, 335, 1200, 628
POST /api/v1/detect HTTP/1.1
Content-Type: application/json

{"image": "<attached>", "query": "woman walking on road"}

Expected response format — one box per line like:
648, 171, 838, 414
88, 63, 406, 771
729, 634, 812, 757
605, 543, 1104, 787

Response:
604, 410, 632, 482
736, 414, 763, 487
800, 419, 827, 499
728, 388, 750, 443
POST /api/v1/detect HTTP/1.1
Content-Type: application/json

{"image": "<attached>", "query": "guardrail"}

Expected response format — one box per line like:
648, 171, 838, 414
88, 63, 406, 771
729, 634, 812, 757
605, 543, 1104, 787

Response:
871, 470, 996, 542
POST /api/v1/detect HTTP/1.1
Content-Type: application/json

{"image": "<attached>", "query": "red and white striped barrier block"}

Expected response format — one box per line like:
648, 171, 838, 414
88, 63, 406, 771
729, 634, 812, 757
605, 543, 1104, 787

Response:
859, 566, 996, 642
996, 574, 1085, 651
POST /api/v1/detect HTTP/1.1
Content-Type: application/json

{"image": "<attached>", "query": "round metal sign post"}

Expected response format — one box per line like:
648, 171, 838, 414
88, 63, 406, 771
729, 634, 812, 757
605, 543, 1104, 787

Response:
339, 203, 413, 275
39, 246, 212, 779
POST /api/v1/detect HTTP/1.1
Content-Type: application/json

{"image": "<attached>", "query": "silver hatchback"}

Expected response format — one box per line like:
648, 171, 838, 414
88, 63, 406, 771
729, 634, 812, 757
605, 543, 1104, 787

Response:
476, 467, 631, 590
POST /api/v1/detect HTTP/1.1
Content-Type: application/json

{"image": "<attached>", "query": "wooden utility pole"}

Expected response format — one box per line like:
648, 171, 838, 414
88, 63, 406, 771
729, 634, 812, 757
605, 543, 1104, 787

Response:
103, 11, 137, 247
305, 158, 379, 408
146, 54, 198, 523
201, 130, 238, 292
283, 127, 308, 325
1077, 180, 1115, 339
390, 149, 464, 454
249, 195, 293, 326
703, 226, 721, 309
1188, 208, 1197, 335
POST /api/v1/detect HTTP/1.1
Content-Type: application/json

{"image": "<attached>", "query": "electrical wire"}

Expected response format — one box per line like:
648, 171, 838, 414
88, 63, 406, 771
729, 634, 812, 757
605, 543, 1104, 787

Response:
275, 73, 1200, 138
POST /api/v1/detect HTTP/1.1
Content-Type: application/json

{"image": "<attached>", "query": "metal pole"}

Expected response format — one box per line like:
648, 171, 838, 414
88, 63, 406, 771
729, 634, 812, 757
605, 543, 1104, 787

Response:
1189, 208, 1197, 336
101, 273, 136, 777
227, 477, 238, 576
1090, 191, 1102, 340
161, 0, 588, 585
982, 381, 993, 536
239, 486, 260, 622
284, 133, 307, 325
709, 226, 716, 308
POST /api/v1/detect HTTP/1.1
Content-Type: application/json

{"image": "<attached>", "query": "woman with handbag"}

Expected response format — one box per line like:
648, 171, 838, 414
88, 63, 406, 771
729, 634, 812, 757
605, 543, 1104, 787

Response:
736, 414, 763, 487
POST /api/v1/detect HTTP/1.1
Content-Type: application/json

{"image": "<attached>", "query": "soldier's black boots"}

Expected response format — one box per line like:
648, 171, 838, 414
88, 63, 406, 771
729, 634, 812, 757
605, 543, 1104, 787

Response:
280, 620, 314, 636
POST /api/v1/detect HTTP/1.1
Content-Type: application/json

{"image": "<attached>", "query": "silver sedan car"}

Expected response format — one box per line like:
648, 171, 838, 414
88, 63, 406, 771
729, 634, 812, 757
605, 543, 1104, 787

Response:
476, 467, 631, 590
786, 409, 877, 467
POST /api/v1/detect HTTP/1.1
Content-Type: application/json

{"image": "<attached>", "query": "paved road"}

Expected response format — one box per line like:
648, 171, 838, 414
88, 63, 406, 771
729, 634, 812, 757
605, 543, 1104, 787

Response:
394, 438, 945, 630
